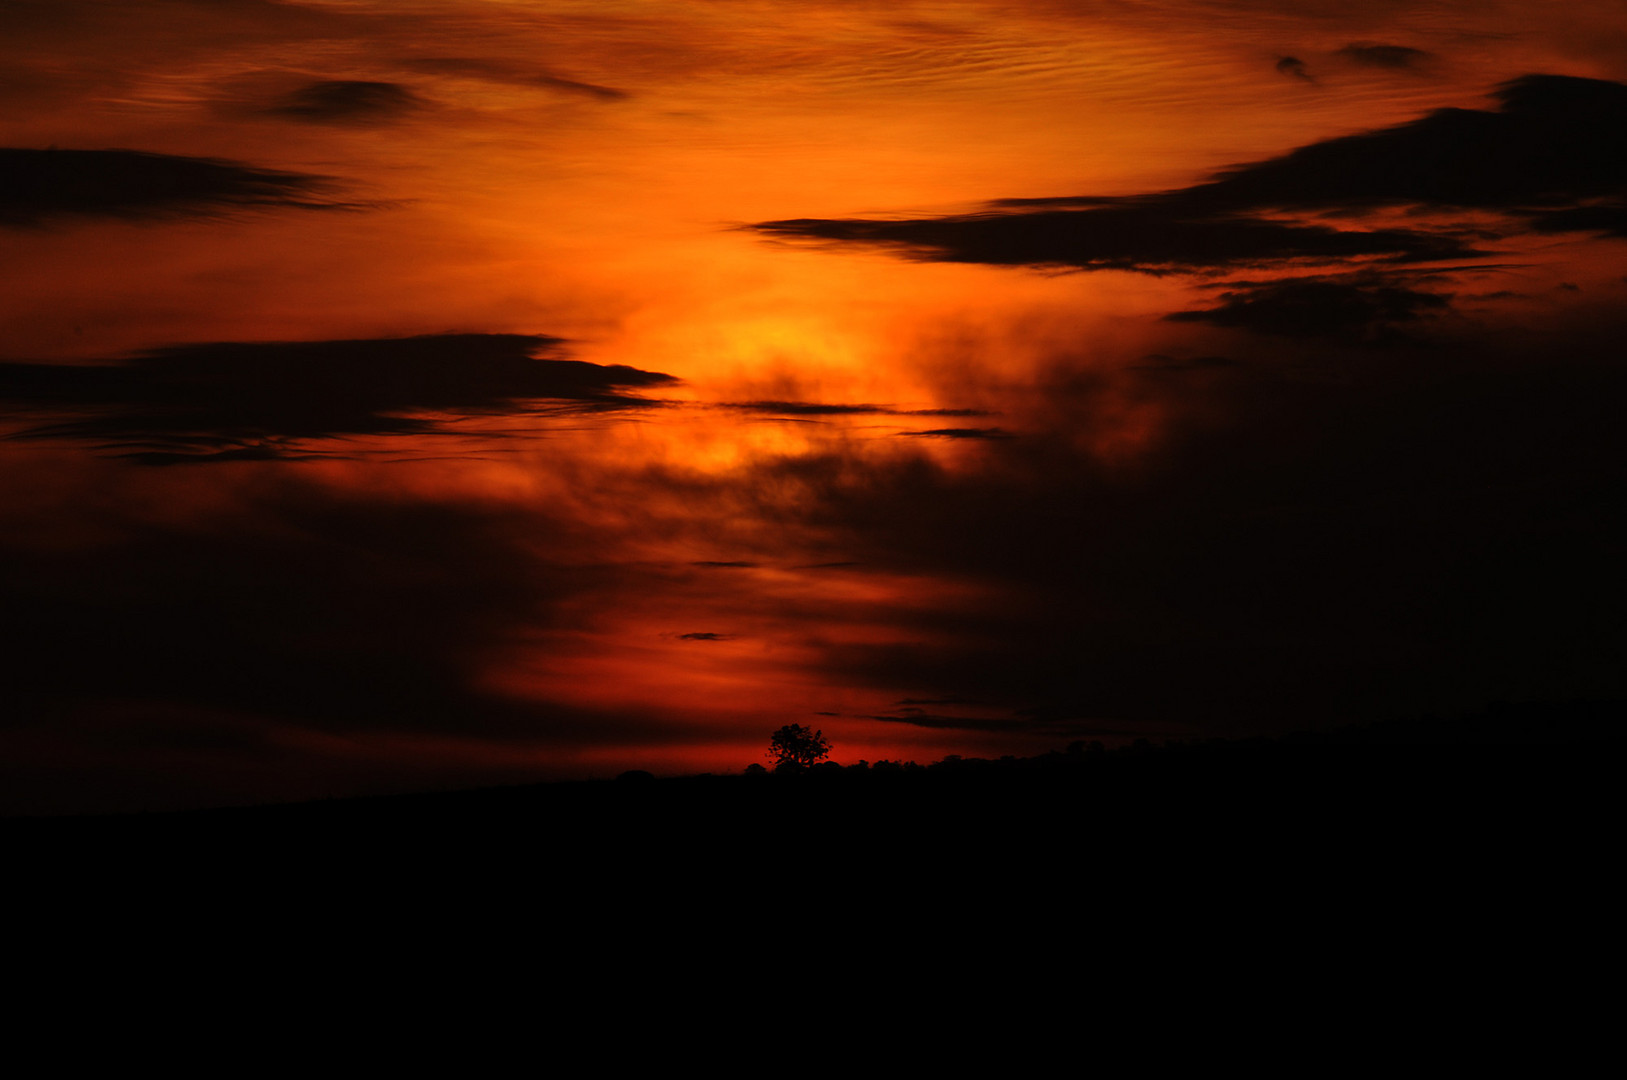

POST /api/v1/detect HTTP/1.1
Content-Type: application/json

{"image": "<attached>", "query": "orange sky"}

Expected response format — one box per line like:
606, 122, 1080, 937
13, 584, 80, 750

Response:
3, 1, 1626, 811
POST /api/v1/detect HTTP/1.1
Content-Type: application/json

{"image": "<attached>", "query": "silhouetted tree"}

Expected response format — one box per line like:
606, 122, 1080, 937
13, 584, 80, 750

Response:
767, 724, 832, 771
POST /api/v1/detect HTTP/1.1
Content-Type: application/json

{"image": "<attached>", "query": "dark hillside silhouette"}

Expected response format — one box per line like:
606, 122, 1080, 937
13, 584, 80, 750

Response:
8, 700, 1619, 849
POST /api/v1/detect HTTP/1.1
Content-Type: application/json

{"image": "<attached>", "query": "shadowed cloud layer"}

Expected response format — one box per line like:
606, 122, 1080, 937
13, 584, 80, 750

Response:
752, 205, 1478, 273
1, 487, 557, 732
0, 477, 691, 812
400, 57, 628, 101
1338, 43, 1433, 70
746, 322, 1627, 736
751, 75, 1627, 274
0, 333, 677, 463
270, 80, 428, 124
1181, 75, 1627, 211
0, 148, 350, 226
1167, 272, 1455, 343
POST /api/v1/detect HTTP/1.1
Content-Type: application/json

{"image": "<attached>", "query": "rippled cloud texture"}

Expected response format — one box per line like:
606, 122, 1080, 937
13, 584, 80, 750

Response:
3, 0, 1625, 812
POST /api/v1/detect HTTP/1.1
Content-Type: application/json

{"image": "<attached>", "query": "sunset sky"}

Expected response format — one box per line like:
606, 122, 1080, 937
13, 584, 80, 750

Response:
4, 0, 1625, 813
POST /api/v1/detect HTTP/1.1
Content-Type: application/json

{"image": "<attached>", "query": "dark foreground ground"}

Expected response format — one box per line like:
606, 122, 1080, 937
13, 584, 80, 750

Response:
7, 702, 1619, 998
11, 701, 1620, 848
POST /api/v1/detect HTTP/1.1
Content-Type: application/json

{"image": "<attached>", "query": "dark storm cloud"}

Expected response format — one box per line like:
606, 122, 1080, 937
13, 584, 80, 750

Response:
721, 400, 890, 416
678, 632, 734, 641
0, 147, 349, 226
529, 75, 630, 101
1522, 202, 1627, 237
0, 333, 677, 463
750, 75, 1627, 274
400, 58, 629, 101
1276, 56, 1313, 81
1185, 75, 1627, 210
866, 708, 1121, 738
0, 476, 702, 812
901, 427, 1013, 439
1337, 43, 1432, 70
0, 487, 555, 733
868, 711, 1019, 732
721, 401, 996, 420
1166, 272, 1453, 343
270, 79, 428, 124
726, 317, 1627, 736
751, 207, 1477, 273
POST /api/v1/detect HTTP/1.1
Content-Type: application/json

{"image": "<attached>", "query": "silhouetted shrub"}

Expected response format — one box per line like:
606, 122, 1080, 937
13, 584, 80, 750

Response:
766, 723, 832, 770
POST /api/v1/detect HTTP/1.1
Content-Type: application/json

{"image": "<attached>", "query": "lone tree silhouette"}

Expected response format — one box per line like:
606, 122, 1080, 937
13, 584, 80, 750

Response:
767, 724, 832, 771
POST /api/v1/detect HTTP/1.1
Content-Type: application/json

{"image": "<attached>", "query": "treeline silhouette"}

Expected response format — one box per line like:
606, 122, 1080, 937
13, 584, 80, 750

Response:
714, 698, 1627, 780
9, 699, 1618, 831
7, 699, 1619, 926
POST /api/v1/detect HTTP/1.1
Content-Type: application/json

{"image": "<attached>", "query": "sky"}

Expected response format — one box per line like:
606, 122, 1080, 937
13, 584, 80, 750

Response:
3, 0, 1625, 813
